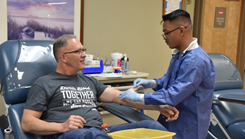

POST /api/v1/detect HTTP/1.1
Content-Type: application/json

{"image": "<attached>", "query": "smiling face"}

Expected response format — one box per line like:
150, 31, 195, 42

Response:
58, 38, 86, 74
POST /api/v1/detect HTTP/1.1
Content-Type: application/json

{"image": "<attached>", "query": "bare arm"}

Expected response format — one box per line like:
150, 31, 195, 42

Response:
98, 87, 179, 121
21, 109, 86, 135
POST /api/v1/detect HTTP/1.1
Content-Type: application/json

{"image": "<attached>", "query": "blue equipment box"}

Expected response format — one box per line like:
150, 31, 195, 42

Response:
83, 60, 104, 74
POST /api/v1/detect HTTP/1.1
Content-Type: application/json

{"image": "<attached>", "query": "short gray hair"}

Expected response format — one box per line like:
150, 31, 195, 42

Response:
53, 34, 77, 62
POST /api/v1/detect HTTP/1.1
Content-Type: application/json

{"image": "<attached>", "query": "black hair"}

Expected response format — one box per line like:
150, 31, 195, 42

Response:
161, 9, 191, 24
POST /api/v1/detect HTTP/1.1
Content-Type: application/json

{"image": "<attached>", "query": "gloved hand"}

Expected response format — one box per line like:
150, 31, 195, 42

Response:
119, 89, 141, 102
134, 78, 152, 89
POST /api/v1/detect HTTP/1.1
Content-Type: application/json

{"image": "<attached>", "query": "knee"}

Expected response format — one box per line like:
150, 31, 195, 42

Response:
141, 120, 159, 125
141, 120, 167, 130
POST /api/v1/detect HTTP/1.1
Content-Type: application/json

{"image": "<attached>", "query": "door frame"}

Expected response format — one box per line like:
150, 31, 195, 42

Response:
236, 0, 245, 81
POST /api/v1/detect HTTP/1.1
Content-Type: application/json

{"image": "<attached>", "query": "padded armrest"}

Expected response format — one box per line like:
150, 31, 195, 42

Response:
216, 92, 245, 105
0, 128, 3, 139
98, 103, 153, 123
9, 103, 41, 139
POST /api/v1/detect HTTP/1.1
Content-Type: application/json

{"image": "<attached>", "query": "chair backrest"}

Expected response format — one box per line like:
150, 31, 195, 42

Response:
208, 53, 243, 91
0, 40, 57, 139
0, 40, 57, 104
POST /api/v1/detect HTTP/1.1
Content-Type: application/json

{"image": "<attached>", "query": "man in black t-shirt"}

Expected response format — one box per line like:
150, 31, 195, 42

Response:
21, 34, 179, 139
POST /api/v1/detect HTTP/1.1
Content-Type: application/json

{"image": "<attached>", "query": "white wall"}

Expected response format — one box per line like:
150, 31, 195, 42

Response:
0, 0, 7, 44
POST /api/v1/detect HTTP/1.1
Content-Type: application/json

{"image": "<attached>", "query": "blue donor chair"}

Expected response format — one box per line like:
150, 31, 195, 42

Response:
0, 40, 153, 139
207, 53, 245, 139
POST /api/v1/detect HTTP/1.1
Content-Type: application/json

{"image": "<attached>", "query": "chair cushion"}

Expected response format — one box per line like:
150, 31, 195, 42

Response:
0, 40, 56, 105
213, 90, 245, 128
227, 122, 245, 139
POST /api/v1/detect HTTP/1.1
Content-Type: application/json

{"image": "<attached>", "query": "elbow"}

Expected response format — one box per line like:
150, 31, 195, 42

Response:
21, 120, 30, 133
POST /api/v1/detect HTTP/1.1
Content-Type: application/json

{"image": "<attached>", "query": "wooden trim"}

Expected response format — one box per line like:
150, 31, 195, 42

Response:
193, 0, 205, 46
182, 0, 187, 10
162, 0, 165, 15
80, 0, 84, 44
236, 0, 245, 81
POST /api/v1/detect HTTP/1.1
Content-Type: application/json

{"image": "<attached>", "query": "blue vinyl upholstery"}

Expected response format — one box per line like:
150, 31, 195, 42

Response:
0, 40, 56, 139
0, 128, 3, 139
98, 103, 153, 123
208, 53, 245, 139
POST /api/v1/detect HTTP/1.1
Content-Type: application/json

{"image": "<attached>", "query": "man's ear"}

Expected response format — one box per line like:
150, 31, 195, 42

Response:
60, 54, 67, 63
180, 26, 186, 35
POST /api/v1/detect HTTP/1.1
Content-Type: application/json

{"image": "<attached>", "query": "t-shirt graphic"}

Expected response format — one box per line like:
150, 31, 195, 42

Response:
61, 86, 96, 108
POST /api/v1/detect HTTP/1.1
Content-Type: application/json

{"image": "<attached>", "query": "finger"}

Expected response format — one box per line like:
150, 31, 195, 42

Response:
119, 92, 126, 97
133, 79, 139, 88
165, 115, 171, 122
167, 110, 174, 116
72, 121, 84, 129
119, 96, 123, 100
74, 115, 86, 124
134, 82, 139, 88
119, 95, 126, 100
166, 116, 175, 122
173, 113, 179, 119
119, 91, 126, 96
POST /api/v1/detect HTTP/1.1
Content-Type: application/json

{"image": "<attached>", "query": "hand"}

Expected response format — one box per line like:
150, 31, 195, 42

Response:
119, 89, 141, 102
60, 115, 86, 132
134, 78, 152, 89
159, 105, 179, 122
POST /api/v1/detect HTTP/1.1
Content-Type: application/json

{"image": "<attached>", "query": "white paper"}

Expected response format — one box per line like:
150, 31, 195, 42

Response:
165, 0, 182, 15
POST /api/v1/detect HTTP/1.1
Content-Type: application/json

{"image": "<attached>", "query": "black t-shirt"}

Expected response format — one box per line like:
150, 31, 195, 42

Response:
24, 71, 107, 128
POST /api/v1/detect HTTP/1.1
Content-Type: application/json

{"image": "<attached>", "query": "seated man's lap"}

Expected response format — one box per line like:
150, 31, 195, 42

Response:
57, 120, 167, 139
108, 120, 167, 132
58, 127, 112, 139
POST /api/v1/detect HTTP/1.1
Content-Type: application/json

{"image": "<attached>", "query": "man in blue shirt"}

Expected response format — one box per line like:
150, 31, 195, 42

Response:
120, 9, 215, 139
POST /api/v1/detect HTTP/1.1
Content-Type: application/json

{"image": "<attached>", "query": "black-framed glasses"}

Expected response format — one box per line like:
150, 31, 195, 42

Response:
63, 48, 87, 55
162, 26, 187, 39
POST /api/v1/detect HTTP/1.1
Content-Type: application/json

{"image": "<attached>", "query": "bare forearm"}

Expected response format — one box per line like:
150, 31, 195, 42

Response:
119, 99, 159, 110
22, 117, 62, 135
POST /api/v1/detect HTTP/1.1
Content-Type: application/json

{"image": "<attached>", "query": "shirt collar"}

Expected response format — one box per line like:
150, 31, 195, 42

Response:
172, 38, 199, 55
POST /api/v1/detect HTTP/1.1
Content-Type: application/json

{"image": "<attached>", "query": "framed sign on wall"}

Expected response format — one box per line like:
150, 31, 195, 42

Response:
163, 0, 183, 15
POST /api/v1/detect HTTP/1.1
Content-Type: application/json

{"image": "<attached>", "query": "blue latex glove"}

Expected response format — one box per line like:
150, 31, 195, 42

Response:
119, 89, 141, 102
133, 78, 152, 88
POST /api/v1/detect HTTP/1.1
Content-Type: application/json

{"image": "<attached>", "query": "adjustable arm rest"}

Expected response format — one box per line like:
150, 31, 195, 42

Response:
214, 92, 245, 105
98, 103, 154, 123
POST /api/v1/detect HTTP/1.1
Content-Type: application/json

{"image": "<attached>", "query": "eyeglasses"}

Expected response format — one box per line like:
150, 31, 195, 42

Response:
63, 48, 87, 55
162, 26, 187, 39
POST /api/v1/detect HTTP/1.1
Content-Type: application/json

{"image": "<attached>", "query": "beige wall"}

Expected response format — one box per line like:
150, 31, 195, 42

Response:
83, 0, 172, 120
83, 0, 172, 80
0, 1, 195, 120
